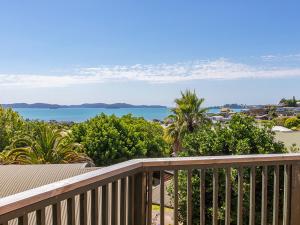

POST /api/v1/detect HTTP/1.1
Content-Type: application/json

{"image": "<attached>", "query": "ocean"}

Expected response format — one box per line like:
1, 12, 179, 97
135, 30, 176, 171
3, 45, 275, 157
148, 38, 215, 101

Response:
13, 108, 242, 122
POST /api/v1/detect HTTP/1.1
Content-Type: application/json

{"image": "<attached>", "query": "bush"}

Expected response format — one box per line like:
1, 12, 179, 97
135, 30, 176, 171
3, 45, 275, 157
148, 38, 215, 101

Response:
171, 114, 285, 225
71, 114, 168, 166
273, 116, 289, 126
284, 117, 300, 129
0, 107, 25, 150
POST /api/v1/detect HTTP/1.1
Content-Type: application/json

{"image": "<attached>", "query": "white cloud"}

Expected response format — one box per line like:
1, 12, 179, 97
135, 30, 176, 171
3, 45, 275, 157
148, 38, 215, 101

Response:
261, 53, 300, 62
1, 58, 300, 88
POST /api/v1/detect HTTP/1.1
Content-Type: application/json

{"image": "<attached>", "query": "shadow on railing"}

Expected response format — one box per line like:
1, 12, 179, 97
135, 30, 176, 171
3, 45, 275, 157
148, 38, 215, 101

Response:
1, 154, 300, 225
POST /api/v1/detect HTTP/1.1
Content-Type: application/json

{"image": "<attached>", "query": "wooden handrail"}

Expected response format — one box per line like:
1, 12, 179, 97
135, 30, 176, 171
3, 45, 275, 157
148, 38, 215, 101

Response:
1, 153, 300, 222
0, 159, 143, 216
141, 153, 300, 168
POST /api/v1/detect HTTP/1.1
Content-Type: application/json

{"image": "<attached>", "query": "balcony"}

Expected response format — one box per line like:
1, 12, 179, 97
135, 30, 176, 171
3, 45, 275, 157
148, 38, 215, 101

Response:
1, 154, 300, 225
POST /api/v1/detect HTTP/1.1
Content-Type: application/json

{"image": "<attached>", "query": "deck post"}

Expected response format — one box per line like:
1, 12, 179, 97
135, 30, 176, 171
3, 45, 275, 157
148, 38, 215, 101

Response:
290, 163, 300, 225
133, 172, 147, 225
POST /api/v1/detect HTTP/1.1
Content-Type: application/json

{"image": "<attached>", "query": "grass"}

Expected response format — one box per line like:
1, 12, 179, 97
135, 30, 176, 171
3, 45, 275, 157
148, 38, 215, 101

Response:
152, 204, 173, 212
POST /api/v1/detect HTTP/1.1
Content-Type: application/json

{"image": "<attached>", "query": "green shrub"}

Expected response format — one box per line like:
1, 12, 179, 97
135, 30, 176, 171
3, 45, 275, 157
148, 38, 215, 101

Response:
284, 117, 300, 129
273, 116, 289, 126
71, 114, 168, 166
0, 107, 25, 150
170, 114, 285, 225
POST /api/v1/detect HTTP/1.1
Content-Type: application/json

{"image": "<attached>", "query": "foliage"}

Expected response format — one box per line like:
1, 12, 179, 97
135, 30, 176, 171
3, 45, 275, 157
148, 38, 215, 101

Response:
5, 124, 92, 164
165, 90, 209, 154
72, 114, 168, 166
0, 107, 25, 150
182, 114, 284, 156
284, 117, 300, 129
273, 116, 289, 126
170, 114, 285, 225
267, 105, 278, 119
279, 96, 298, 107
0, 150, 18, 164
290, 143, 300, 152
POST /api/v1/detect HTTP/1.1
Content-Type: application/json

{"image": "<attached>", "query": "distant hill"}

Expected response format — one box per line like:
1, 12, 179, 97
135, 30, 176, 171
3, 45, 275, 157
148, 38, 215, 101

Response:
1, 103, 167, 109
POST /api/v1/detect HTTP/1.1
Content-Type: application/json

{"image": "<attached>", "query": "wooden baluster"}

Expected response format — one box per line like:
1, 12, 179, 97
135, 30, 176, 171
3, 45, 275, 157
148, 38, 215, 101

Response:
174, 170, 179, 225
200, 169, 205, 225
67, 197, 75, 225
147, 172, 153, 225
290, 163, 300, 224
261, 166, 268, 225
101, 185, 108, 225
111, 181, 118, 225
80, 192, 88, 225
213, 169, 218, 225
225, 167, 231, 225
18, 215, 28, 225
120, 178, 127, 225
91, 188, 99, 225
36, 208, 46, 225
249, 166, 256, 225
237, 167, 243, 225
283, 165, 291, 225
187, 169, 192, 225
52, 203, 61, 225
134, 172, 146, 225
273, 165, 279, 225
160, 170, 165, 225
128, 176, 134, 225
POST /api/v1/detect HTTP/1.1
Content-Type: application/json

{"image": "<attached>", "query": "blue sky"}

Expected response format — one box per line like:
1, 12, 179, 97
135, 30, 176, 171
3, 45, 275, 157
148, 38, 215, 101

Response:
0, 0, 300, 106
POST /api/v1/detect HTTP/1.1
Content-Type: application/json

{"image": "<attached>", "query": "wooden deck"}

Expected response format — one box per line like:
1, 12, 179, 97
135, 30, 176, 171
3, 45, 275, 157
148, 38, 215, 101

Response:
1, 153, 300, 225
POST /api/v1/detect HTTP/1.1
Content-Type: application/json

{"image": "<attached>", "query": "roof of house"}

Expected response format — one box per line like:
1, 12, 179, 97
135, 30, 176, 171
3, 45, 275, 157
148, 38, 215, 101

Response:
0, 164, 99, 225
272, 126, 293, 133
0, 164, 98, 198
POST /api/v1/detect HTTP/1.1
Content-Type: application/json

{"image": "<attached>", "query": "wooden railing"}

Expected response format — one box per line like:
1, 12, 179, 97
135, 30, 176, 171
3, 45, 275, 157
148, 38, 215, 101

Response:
1, 154, 300, 225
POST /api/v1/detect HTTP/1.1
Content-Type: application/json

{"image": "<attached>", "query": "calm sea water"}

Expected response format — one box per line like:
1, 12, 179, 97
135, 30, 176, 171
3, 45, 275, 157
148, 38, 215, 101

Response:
13, 108, 242, 122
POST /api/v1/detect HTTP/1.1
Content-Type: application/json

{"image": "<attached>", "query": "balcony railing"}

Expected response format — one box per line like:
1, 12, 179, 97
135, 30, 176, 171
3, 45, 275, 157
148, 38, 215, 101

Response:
1, 154, 300, 225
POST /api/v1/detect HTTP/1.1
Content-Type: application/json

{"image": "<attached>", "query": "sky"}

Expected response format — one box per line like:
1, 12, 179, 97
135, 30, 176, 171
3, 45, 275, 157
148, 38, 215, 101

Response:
0, 0, 300, 106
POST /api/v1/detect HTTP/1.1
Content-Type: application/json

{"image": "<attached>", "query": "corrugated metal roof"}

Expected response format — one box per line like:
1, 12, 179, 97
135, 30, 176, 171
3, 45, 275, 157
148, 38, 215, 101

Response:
0, 164, 99, 225
0, 164, 98, 198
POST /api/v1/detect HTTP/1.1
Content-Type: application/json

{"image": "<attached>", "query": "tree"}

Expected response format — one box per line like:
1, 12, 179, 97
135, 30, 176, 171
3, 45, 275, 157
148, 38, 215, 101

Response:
5, 124, 92, 164
170, 114, 285, 225
0, 150, 18, 165
72, 114, 168, 166
293, 96, 297, 106
280, 96, 298, 107
0, 107, 24, 150
267, 106, 278, 120
165, 114, 185, 155
166, 90, 209, 154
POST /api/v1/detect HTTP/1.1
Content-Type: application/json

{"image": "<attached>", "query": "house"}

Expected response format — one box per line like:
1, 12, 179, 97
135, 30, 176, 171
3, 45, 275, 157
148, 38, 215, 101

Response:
210, 115, 225, 122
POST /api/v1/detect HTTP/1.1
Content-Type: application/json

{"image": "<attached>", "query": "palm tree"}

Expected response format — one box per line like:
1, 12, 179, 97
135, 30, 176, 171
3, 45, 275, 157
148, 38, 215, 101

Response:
166, 90, 208, 154
172, 90, 209, 132
165, 114, 186, 155
0, 150, 19, 165
7, 125, 93, 165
